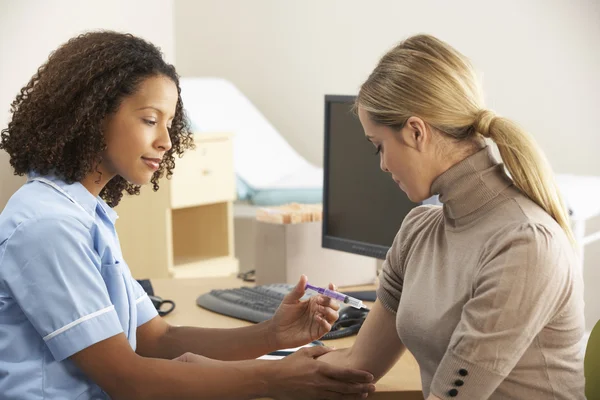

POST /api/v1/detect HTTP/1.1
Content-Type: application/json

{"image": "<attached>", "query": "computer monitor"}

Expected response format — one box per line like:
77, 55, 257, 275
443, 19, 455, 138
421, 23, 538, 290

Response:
322, 95, 435, 260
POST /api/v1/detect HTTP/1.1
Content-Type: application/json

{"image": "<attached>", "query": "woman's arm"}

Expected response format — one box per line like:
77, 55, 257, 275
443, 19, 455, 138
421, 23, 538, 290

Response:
72, 332, 375, 400
428, 223, 581, 399
318, 300, 406, 382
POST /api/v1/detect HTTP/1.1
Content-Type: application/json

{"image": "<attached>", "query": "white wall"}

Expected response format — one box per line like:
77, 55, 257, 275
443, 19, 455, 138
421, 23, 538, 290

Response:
174, 0, 600, 330
0, 0, 175, 210
174, 0, 600, 173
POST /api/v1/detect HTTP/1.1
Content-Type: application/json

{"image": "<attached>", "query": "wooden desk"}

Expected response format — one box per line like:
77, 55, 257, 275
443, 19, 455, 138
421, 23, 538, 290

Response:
152, 276, 423, 400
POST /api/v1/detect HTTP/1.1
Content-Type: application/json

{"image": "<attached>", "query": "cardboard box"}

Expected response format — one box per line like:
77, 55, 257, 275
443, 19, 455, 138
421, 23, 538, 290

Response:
254, 220, 377, 288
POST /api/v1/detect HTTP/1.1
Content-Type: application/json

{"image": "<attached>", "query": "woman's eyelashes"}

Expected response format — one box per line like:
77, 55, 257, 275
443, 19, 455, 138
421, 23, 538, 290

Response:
374, 145, 382, 155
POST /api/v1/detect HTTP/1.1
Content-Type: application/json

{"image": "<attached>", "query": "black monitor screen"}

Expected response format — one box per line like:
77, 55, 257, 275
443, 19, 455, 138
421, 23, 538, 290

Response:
322, 95, 423, 260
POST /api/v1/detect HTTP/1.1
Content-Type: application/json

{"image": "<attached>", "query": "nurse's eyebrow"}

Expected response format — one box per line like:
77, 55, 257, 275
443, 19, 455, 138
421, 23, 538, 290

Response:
136, 106, 164, 114
365, 135, 374, 142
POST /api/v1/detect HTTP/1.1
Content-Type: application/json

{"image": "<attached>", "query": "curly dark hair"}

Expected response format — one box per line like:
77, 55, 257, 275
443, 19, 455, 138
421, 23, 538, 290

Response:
0, 30, 194, 207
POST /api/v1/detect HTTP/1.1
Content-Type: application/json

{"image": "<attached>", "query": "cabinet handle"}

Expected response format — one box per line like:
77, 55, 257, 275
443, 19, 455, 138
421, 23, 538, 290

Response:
201, 169, 211, 176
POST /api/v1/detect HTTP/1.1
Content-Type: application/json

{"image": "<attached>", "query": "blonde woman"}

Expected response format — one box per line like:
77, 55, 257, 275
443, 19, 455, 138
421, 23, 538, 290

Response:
320, 34, 585, 399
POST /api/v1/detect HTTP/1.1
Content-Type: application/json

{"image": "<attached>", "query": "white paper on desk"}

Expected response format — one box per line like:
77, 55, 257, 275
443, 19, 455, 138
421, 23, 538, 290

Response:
256, 343, 321, 360
257, 354, 285, 360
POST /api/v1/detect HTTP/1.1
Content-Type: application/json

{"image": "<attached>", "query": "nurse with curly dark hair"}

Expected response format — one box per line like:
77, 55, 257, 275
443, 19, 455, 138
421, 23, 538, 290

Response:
0, 31, 375, 400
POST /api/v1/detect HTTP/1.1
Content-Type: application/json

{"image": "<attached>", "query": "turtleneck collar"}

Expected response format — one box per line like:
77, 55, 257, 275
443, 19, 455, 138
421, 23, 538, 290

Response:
430, 146, 513, 223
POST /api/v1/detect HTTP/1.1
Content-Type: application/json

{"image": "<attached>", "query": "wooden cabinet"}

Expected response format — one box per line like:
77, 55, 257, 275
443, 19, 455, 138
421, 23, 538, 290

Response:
115, 133, 238, 279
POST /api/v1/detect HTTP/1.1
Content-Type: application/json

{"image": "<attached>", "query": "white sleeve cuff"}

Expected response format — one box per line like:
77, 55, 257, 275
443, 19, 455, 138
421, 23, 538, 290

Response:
44, 306, 123, 361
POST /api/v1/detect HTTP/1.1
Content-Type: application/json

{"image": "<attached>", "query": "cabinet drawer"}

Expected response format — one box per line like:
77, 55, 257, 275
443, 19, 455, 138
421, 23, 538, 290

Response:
170, 137, 235, 208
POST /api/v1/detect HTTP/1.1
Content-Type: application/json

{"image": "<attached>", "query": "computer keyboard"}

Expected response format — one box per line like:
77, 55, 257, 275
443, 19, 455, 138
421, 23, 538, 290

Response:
196, 283, 314, 323
196, 283, 373, 340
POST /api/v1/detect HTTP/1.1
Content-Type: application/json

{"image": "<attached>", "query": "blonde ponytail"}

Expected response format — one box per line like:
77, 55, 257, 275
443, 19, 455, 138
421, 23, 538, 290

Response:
474, 110, 576, 246
358, 34, 576, 247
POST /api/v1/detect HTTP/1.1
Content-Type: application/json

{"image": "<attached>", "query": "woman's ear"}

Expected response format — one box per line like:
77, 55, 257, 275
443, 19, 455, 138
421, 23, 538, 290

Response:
403, 116, 429, 151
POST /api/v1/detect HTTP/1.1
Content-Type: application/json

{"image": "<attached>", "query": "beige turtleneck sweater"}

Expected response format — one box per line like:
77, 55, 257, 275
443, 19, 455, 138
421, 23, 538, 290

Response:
376, 146, 585, 399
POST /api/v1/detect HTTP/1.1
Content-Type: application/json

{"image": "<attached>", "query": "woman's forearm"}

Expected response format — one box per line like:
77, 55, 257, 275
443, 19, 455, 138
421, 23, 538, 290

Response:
318, 301, 406, 382
319, 342, 406, 383
154, 322, 278, 360
318, 347, 354, 368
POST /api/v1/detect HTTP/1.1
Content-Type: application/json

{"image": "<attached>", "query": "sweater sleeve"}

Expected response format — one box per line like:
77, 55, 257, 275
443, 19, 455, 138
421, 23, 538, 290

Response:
377, 206, 435, 313
430, 223, 577, 399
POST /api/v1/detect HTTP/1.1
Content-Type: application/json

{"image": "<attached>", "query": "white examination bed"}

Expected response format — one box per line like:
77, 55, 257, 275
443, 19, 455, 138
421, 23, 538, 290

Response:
180, 77, 322, 207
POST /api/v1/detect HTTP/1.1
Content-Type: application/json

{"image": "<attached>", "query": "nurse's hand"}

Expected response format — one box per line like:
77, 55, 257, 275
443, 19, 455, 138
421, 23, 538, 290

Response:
269, 275, 340, 349
175, 346, 376, 399
269, 346, 375, 399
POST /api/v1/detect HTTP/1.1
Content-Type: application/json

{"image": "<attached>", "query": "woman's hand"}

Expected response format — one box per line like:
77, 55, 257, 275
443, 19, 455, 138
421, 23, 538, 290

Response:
269, 275, 340, 349
268, 346, 376, 399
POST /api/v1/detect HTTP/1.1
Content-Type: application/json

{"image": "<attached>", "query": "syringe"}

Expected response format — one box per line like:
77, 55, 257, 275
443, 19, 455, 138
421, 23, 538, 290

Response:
305, 283, 364, 309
